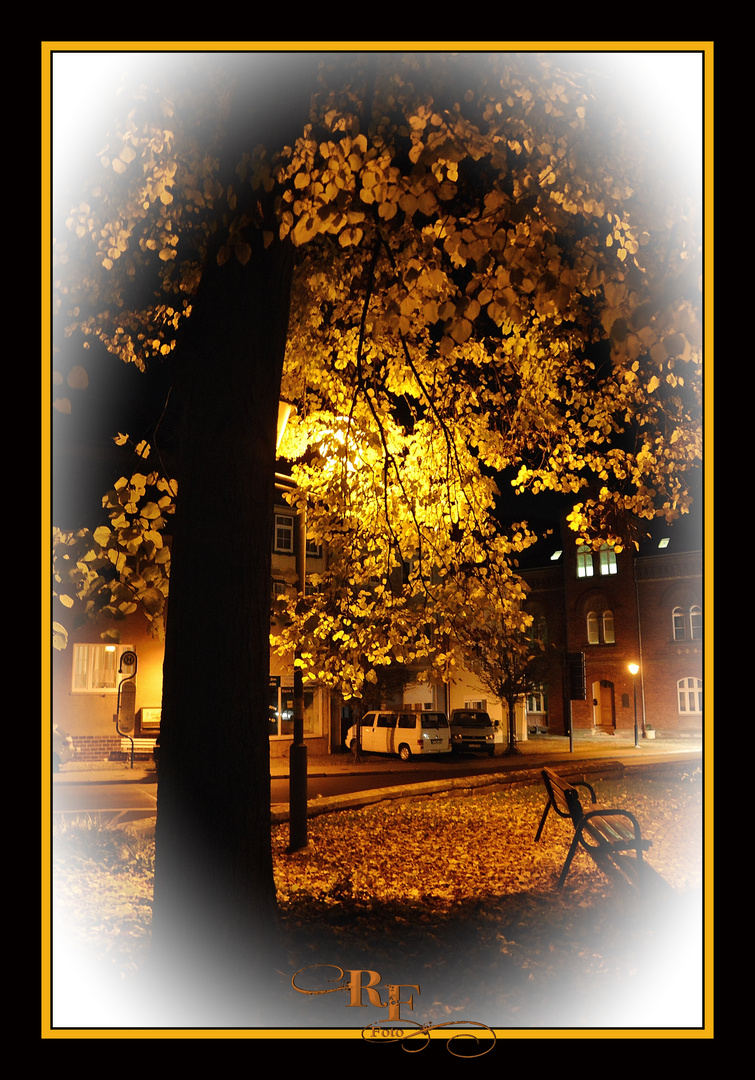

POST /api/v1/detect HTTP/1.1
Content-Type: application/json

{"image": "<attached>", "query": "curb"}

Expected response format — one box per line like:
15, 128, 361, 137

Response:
270, 755, 699, 824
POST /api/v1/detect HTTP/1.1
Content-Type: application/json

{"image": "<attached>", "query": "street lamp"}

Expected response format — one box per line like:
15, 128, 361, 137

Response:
628, 663, 640, 748
276, 401, 308, 852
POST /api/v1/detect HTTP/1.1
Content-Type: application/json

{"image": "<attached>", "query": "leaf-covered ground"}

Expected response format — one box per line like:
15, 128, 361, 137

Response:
50, 768, 705, 1032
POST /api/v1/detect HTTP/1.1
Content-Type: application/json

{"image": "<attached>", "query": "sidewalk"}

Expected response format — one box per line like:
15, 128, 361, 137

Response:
53, 729, 703, 786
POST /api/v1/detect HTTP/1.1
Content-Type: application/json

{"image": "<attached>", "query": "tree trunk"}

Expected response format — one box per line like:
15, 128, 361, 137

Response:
149, 233, 294, 1024
503, 696, 521, 756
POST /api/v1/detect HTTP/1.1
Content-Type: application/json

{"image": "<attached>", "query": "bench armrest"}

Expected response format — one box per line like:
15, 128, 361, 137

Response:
570, 780, 597, 804
578, 807, 651, 849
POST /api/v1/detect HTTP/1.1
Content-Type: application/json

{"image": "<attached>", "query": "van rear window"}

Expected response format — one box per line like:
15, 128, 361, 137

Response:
421, 713, 449, 729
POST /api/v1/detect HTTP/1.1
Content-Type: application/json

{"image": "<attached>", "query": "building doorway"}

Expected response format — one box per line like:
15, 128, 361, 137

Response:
591, 680, 616, 730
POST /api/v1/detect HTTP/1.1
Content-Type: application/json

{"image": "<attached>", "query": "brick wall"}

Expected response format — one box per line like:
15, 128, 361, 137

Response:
521, 540, 703, 736
70, 735, 124, 762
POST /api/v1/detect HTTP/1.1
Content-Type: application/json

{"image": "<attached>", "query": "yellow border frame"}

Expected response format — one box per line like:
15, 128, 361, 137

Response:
42, 40, 713, 1043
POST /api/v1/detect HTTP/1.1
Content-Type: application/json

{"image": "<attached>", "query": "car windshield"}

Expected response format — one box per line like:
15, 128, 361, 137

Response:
454, 712, 492, 728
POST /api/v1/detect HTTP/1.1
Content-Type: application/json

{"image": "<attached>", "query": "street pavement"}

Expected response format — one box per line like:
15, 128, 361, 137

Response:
52, 729, 703, 823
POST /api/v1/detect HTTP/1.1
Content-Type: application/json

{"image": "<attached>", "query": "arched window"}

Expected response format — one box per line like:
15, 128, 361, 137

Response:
677, 677, 702, 714
528, 613, 548, 646
599, 544, 618, 576
587, 610, 615, 644
576, 546, 594, 578
673, 605, 703, 641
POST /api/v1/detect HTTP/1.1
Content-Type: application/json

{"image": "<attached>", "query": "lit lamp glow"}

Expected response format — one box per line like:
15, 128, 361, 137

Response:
276, 400, 308, 852
628, 663, 640, 748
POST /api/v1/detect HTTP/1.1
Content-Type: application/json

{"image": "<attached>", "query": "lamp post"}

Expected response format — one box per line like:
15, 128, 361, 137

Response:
628, 663, 640, 748
275, 401, 308, 852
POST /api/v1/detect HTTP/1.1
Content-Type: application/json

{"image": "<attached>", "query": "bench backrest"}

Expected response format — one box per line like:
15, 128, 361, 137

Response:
542, 768, 585, 825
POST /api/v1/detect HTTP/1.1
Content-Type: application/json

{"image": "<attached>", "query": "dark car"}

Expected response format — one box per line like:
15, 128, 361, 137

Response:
449, 709, 498, 756
52, 724, 75, 772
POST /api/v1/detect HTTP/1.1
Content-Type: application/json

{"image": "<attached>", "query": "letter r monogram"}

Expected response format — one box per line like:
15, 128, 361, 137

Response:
345, 969, 385, 1008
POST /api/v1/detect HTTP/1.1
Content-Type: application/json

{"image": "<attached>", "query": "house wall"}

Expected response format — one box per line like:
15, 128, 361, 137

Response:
51, 516, 703, 760
51, 612, 164, 761
525, 538, 703, 737
634, 551, 703, 731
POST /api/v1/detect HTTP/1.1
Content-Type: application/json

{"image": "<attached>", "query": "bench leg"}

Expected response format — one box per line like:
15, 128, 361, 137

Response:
557, 834, 582, 888
535, 801, 551, 842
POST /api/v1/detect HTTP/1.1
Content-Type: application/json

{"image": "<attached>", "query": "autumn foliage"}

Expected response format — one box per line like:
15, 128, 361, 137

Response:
50, 49, 704, 1008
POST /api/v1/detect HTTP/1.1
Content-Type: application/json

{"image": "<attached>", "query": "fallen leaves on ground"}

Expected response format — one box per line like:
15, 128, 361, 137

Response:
49, 767, 704, 1030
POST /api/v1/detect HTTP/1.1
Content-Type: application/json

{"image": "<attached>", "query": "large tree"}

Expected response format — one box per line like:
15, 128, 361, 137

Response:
51, 48, 702, 1022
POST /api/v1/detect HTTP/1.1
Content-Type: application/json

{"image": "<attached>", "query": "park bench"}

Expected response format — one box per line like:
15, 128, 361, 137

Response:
117, 736, 157, 760
535, 767, 652, 888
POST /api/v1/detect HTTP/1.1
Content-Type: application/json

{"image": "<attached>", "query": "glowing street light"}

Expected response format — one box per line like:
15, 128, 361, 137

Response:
276, 401, 308, 852
628, 663, 640, 748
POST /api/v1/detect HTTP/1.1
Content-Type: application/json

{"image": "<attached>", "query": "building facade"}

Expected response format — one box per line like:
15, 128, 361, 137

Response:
514, 534, 703, 738
51, 512, 703, 762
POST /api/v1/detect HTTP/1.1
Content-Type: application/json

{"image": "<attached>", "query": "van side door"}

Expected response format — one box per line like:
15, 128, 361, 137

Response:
360, 713, 378, 753
376, 712, 398, 754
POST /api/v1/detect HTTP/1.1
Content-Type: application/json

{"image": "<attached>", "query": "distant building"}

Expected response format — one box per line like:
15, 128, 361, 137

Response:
404, 518, 703, 742
51, 509, 703, 761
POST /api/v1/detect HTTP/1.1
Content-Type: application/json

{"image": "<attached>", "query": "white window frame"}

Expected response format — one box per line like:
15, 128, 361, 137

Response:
464, 699, 487, 711
587, 610, 615, 645
576, 546, 594, 578
677, 676, 703, 715
526, 687, 547, 714
274, 513, 294, 554
71, 643, 134, 693
305, 537, 323, 558
599, 544, 618, 576
673, 605, 703, 642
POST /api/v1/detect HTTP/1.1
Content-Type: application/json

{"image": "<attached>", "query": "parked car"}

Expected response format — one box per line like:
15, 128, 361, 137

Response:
450, 709, 498, 757
346, 710, 451, 760
52, 724, 75, 772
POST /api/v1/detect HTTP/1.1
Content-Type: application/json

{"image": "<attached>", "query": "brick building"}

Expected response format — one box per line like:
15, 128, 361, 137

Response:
51, 504, 703, 761
516, 521, 703, 737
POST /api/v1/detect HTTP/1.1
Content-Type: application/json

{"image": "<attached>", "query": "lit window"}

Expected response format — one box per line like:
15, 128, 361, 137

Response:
464, 699, 487, 711
576, 546, 593, 578
274, 513, 294, 553
268, 682, 320, 738
599, 544, 618, 575
527, 687, 547, 714
677, 677, 702, 714
587, 610, 615, 645
72, 644, 134, 693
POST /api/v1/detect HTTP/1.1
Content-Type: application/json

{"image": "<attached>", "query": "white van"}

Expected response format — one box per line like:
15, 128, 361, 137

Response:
346, 710, 451, 760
